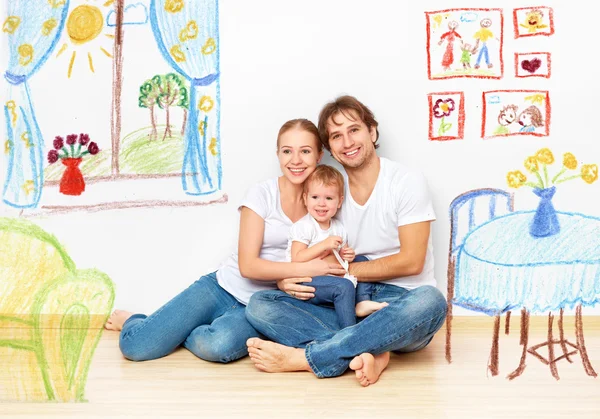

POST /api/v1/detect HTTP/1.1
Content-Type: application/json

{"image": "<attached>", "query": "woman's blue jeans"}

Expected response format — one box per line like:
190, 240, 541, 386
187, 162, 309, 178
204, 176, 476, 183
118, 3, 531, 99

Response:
245, 283, 447, 378
119, 272, 262, 363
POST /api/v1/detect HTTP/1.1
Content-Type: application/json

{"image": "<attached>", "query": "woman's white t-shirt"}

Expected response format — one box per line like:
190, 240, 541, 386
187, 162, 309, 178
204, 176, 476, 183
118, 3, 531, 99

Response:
217, 178, 292, 305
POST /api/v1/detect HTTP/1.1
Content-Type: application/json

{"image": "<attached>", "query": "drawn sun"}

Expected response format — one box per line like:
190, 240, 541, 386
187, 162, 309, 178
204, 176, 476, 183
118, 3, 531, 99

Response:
56, 0, 115, 78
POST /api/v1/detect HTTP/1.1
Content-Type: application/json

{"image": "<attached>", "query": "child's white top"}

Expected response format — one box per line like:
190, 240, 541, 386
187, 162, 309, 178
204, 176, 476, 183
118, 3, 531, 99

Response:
286, 213, 348, 262
217, 178, 290, 305
336, 157, 437, 289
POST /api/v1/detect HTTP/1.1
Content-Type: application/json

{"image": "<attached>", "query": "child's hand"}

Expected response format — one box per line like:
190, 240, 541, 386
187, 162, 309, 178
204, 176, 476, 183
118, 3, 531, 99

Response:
340, 245, 355, 262
324, 235, 343, 250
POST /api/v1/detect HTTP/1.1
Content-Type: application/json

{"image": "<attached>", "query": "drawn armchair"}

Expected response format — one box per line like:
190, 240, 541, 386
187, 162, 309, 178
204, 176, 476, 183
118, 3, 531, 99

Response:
445, 188, 514, 373
0, 217, 115, 402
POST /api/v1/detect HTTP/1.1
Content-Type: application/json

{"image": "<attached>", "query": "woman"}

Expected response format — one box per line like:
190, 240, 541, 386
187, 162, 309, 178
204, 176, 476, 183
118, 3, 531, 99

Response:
105, 119, 345, 363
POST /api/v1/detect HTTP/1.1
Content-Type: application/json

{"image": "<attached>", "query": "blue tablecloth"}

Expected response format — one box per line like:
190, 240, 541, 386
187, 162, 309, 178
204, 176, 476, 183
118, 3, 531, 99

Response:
454, 211, 600, 314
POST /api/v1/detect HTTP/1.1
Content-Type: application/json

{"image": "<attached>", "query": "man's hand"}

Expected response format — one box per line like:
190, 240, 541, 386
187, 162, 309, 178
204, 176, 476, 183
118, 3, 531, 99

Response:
277, 277, 315, 300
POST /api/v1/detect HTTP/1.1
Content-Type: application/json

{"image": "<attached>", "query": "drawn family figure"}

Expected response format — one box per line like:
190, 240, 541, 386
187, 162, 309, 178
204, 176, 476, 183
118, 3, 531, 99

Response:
459, 40, 478, 69
494, 104, 518, 135
473, 18, 494, 69
518, 105, 544, 132
438, 21, 462, 71
520, 9, 548, 33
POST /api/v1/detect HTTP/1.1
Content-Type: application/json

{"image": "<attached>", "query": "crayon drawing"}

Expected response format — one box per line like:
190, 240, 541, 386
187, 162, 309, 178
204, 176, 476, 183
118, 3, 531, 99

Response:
481, 90, 550, 139
0, 217, 115, 401
425, 8, 504, 80
3, 0, 224, 214
447, 149, 599, 380
515, 52, 551, 78
513, 6, 554, 38
427, 92, 465, 141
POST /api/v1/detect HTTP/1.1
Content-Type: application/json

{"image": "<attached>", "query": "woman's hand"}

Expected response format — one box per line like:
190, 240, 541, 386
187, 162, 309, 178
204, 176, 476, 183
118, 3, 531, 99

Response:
277, 277, 315, 300
303, 258, 346, 277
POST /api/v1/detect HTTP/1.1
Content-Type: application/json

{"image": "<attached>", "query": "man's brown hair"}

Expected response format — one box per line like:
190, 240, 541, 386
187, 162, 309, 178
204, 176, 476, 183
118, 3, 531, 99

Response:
303, 164, 344, 197
277, 118, 323, 153
317, 95, 379, 151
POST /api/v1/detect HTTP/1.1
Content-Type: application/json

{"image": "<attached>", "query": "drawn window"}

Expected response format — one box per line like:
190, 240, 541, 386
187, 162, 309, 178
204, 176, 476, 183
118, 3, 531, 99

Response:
481, 90, 550, 139
425, 8, 504, 80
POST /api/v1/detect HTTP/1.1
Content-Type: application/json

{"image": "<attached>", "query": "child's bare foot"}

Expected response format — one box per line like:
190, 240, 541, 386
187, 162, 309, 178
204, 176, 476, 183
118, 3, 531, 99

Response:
246, 338, 312, 373
104, 309, 134, 331
355, 301, 389, 317
349, 352, 390, 387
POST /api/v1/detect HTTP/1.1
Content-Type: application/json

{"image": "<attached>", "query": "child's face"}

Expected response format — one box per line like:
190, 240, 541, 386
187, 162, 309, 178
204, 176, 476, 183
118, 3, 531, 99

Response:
303, 182, 343, 224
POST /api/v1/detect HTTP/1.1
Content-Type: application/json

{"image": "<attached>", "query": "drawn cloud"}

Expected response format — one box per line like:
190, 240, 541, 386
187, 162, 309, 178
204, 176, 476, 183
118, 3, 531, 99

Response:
488, 95, 501, 104
460, 12, 477, 23
107, 2, 149, 26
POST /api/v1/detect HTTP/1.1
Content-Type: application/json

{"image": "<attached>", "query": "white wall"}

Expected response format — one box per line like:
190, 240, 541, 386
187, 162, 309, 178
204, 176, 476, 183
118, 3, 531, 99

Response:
1, 0, 598, 315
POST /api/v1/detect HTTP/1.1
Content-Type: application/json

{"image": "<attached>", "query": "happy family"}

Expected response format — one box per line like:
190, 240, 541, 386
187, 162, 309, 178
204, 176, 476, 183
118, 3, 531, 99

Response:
105, 95, 448, 387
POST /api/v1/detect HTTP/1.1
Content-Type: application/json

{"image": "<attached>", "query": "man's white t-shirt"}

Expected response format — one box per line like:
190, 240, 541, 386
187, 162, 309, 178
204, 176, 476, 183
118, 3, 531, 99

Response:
336, 157, 437, 289
217, 178, 289, 305
285, 213, 348, 262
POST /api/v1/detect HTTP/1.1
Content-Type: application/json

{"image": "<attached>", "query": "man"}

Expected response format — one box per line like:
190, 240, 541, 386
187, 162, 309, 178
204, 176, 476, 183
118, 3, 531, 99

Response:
245, 95, 447, 387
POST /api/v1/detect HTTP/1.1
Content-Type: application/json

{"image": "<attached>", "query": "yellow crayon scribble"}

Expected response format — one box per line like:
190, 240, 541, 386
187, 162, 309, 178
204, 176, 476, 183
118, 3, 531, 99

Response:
198, 120, 207, 136
507, 170, 527, 188
209, 137, 218, 156
6, 101, 17, 126
2, 16, 20, 34
68, 51, 76, 78
179, 20, 198, 42
524, 93, 546, 106
198, 96, 214, 112
535, 147, 554, 165
165, 0, 184, 13
42, 18, 58, 36
563, 152, 577, 170
88, 52, 95, 73
100, 47, 113, 58
48, 0, 67, 8
56, 43, 68, 57
21, 132, 33, 148
170, 45, 186, 62
202, 38, 216, 55
581, 164, 598, 184
67, 5, 103, 45
5, 140, 12, 154
22, 180, 35, 195
104, 0, 115, 6
18, 44, 34, 66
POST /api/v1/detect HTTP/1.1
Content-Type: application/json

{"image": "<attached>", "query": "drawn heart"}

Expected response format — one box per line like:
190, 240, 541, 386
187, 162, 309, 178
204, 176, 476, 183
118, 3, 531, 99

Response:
521, 58, 542, 73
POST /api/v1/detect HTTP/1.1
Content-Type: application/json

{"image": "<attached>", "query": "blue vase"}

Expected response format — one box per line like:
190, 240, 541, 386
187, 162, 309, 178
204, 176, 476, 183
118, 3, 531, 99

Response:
530, 186, 560, 238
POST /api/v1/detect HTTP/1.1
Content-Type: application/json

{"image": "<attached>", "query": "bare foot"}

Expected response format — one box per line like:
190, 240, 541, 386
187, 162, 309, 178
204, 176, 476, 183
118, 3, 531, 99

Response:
104, 309, 134, 331
246, 338, 311, 373
349, 352, 390, 387
355, 301, 389, 317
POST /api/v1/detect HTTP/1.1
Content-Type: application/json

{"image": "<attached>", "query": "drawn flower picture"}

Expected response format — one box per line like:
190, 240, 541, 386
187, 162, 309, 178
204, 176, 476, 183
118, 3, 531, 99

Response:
428, 92, 464, 141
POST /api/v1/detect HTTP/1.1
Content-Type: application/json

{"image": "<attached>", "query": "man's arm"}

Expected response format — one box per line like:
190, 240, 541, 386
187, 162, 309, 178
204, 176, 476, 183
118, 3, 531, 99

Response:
348, 221, 431, 282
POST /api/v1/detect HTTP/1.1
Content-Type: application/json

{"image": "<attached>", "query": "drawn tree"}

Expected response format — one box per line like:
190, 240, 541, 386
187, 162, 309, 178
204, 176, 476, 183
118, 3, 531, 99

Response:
138, 76, 161, 140
157, 73, 189, 140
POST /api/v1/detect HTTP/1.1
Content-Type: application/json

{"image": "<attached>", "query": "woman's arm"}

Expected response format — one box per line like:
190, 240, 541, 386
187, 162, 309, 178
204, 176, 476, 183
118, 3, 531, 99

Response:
237, 207, 345, 281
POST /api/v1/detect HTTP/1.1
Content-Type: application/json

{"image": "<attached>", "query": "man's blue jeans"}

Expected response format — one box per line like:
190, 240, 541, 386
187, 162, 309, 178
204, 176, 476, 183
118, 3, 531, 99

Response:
245, 283, 447, 378
119, 272, 262, 363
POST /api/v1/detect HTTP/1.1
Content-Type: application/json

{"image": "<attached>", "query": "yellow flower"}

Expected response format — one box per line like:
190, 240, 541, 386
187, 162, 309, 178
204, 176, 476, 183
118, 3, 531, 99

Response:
524, 156, 538, 173
170, 45, 186, 62
507, 170, 527, 188
2, 16, 20, 34
198, 96, 214, 112
202, 38, 216, 55
563, 152, 577, 170
581, 164, 598, 184
535, 148, 554, 165
18, 43, 34, 66
165, 0, 184, 13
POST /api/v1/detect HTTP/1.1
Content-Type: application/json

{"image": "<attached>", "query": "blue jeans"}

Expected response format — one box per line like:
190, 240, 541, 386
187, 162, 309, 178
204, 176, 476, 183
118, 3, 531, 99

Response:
245, 284, 447, 378
119, 272, 262, 363
476, 43, 490, 66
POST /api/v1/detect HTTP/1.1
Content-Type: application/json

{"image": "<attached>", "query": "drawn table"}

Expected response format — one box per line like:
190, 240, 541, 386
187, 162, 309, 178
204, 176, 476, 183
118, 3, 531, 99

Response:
454, 211, 600, 379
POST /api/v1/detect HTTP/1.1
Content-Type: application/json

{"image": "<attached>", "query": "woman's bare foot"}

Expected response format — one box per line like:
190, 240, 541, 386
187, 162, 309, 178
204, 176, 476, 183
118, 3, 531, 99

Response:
355, 301, 389, 318
246, 338, 312, 373
349, 352, 390, 387
104, 310, 134, 331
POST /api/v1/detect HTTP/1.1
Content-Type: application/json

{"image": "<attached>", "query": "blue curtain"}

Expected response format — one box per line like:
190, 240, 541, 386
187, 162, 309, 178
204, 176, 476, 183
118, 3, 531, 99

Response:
149, 0, 221, 195
3, 1, 69, 208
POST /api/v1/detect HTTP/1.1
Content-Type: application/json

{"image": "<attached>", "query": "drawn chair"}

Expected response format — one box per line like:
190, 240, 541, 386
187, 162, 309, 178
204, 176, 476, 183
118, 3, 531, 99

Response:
445, 188, 514, 375
0, 217, 115, 402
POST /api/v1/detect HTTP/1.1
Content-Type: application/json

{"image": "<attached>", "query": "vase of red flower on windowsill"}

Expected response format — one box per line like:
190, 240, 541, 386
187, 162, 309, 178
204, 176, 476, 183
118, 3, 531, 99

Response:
47, 133, 99, 196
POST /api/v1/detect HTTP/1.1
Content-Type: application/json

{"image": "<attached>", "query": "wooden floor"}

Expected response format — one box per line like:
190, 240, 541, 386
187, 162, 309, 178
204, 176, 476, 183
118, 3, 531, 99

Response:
1, 315, 599, 418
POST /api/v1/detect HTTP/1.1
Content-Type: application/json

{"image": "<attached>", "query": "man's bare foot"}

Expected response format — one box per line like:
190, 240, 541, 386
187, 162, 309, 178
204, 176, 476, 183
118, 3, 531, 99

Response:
246, 338, 312, 373
355, 301, 389, 317
104, 309, 134, 331
349, 352, 390, 387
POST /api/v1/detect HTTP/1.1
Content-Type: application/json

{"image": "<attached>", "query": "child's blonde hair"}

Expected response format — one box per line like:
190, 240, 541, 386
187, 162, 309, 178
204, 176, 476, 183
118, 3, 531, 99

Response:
303, 165, 344, 197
